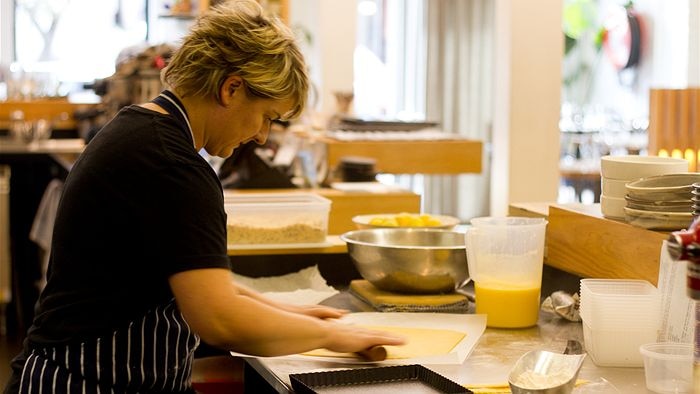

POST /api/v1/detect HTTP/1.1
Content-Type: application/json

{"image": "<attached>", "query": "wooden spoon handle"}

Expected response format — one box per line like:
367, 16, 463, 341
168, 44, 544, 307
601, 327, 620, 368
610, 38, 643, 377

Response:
356, 346, 387, 362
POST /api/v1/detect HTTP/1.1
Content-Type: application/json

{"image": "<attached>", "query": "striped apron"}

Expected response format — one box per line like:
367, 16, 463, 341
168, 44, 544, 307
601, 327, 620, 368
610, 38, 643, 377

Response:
17, 300, 200, 393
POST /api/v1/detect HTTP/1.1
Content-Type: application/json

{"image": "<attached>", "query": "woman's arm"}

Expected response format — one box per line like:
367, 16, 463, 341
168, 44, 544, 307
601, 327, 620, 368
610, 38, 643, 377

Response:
169, 268, 405, 356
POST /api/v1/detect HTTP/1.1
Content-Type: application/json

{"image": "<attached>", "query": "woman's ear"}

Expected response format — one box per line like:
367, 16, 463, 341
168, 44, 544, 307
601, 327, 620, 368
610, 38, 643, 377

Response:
220, 75, 244, 106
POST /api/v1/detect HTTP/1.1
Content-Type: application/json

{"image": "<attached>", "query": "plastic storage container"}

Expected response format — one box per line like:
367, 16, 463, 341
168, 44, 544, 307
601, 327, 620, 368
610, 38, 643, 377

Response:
583, 320, 658, 367
224, 193, 331, 246
640, 342, 693, 394
579, 279, 661, 367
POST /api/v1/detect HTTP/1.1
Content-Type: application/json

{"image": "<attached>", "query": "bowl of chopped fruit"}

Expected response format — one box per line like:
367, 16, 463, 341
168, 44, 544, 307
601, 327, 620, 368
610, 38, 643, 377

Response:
352, 212, 460, 230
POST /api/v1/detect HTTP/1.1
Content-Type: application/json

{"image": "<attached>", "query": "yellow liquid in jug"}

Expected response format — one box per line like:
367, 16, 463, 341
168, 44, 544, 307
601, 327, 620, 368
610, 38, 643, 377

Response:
474, 283, 541, 328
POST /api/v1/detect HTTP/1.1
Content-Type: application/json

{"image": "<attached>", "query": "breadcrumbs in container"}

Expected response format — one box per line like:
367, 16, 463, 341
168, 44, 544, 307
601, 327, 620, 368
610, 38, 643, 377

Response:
224, 193, 331, 245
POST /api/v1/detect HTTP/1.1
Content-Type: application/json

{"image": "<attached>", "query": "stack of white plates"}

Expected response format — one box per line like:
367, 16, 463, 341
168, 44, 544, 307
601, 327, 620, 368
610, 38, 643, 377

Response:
623, 173, 700, 230
693, 182, 700, 217
600, 155, 688, 220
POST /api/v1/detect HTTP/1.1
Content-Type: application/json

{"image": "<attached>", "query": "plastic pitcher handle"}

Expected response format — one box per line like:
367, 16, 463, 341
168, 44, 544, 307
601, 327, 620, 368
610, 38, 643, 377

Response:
465, 227, 479, 282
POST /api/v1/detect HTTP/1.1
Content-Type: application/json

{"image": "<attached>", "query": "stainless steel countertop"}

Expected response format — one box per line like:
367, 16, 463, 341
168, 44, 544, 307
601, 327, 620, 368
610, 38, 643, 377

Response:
244, 291, 650, 393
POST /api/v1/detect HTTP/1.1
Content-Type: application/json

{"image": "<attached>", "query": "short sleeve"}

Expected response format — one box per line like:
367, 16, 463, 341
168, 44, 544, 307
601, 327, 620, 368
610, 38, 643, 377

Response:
143, 163, 231, 276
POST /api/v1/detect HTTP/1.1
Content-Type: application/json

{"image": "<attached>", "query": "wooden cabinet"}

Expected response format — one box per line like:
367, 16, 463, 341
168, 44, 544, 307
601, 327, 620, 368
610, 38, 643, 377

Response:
0, 100, 98, 132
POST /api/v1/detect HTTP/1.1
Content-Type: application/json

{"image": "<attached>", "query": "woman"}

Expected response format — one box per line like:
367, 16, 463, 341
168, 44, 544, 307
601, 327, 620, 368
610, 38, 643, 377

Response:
5, 1, 404, 393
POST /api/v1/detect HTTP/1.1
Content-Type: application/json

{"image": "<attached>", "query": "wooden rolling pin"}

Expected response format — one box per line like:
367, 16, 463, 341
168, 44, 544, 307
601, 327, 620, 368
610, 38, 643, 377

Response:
355, 346, 387, 362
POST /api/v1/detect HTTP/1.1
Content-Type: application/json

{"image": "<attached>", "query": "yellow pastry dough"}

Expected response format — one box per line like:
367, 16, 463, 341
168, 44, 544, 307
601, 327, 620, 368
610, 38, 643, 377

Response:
302, 325, 466, 359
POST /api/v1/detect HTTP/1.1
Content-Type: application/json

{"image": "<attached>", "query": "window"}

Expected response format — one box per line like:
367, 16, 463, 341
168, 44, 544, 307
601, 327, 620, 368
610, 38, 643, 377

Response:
4, 0, 147, 99
353, 0, 427, 195
353, 0, 425, 121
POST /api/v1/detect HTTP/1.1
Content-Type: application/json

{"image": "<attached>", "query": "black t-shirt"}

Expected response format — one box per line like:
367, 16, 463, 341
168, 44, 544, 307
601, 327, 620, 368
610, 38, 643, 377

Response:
27, 105, 232, 345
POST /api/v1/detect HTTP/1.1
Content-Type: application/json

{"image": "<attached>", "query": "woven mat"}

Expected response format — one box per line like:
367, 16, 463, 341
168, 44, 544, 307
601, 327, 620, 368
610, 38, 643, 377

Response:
349, 280, 471, 313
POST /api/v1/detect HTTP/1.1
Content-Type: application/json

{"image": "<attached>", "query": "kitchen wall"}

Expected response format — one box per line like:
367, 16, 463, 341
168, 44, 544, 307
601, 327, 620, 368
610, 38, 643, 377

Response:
290, 0, 356, 119
491, 0, 563, 214
292, 0, 564, 214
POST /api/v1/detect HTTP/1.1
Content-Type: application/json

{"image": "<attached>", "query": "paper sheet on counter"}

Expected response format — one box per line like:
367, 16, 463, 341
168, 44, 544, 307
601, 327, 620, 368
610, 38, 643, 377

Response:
231, 312, 487, 365
232, 265, 339, 306
657, 240, 694, 343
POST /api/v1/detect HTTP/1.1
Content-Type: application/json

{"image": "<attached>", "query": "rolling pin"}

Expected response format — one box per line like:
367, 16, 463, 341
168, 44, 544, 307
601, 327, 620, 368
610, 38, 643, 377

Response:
355, 346, 387, 361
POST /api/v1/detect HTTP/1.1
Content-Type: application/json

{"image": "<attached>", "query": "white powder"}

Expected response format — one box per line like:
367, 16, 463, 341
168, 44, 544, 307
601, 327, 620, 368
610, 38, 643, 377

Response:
512, 369, 572, 389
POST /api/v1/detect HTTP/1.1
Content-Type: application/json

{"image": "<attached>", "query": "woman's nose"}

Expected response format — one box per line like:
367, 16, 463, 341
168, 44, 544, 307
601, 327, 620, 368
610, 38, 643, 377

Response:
253, 127, 269, 145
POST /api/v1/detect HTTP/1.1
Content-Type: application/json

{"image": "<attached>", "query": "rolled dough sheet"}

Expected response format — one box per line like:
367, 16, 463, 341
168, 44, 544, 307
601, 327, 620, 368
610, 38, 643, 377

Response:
302, 325, 466, 359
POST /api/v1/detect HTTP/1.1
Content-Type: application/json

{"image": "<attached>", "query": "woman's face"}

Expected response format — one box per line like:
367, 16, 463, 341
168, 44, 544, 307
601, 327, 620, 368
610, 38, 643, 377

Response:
205, 79, 294, 158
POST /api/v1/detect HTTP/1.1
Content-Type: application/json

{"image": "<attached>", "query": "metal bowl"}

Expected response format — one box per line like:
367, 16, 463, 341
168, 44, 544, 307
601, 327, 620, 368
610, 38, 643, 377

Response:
508, 349, 586, 394
340, 228, 469, 294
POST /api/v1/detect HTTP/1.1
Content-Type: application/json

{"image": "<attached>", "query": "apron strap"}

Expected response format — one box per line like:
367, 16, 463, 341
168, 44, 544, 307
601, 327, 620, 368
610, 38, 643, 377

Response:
152, 90, 196, 149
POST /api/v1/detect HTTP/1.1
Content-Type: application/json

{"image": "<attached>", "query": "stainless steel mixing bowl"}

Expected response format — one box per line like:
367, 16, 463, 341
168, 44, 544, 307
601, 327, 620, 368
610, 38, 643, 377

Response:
340, 228, 469, 294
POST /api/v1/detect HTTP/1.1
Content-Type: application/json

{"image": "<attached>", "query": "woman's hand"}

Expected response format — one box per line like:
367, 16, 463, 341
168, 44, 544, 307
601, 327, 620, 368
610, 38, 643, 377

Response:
321, 322, 406, 354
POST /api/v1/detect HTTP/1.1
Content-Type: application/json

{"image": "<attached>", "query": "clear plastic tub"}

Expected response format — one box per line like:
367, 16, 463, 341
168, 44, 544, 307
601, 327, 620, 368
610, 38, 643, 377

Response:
580, 279, 659, 297
579, 279, 661, 329
640, 342, 693, 394
224, 193, 331, 246
579, 302, 661, 327
583, 320, 657, 367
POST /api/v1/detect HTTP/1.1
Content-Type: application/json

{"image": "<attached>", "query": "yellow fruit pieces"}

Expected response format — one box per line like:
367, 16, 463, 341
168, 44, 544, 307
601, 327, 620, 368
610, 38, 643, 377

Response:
368, 213, 443, 227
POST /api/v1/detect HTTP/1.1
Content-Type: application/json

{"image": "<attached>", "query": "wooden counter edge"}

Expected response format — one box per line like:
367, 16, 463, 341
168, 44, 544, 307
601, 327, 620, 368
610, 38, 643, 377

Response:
227, 235, 347, 256
510, 202, 667, 285
546, 204, 666, 285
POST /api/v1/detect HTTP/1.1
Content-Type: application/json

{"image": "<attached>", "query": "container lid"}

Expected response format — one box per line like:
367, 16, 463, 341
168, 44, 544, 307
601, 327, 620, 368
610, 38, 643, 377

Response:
223, 192, 331, 208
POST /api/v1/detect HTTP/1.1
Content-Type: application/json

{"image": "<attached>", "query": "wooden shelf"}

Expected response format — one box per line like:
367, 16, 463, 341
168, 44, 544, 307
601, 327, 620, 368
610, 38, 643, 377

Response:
0, 100, 98, 131
319, 137, 483, 175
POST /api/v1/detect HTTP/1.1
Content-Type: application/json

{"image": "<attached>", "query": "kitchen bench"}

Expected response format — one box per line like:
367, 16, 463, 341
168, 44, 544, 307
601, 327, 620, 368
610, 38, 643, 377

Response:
240, 284, 649, 393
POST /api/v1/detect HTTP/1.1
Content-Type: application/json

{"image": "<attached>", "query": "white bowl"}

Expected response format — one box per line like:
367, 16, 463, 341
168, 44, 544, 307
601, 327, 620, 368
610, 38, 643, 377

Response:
624, 207, 693, 231
600, 195, 626, 219
600, 155, 688, 181
601, 177, 629, 198
626, 173, 700, 202
625, 196, 692, 213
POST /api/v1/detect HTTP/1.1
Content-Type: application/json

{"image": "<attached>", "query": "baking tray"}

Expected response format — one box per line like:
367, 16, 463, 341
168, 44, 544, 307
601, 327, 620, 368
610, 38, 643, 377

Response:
290, 364, 471, 393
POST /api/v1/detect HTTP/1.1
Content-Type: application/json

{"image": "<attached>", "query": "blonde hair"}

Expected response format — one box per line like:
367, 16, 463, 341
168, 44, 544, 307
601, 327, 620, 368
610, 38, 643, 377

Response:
163, 0, 308, 119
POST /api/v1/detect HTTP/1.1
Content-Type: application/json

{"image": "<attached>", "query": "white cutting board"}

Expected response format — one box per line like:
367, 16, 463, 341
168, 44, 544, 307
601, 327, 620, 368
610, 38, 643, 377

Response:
230, 312, 486, 365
